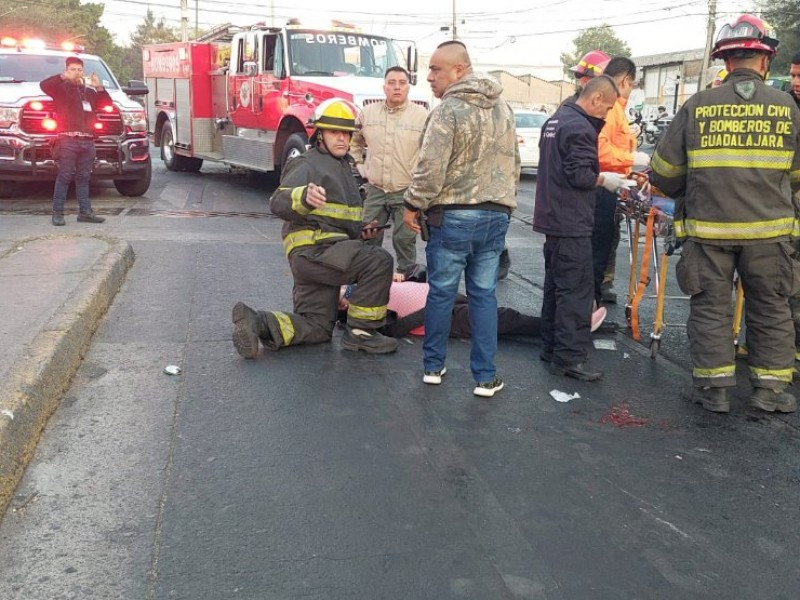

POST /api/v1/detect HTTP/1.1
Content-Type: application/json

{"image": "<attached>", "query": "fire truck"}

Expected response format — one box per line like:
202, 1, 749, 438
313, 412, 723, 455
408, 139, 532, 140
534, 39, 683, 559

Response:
0, 37, 151, 198
142, 20, 428, 176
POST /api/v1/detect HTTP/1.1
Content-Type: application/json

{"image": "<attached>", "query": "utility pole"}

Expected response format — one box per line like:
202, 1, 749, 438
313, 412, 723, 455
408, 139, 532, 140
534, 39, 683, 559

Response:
451, 0, 457, 40
699, 0, 717, 89
180, 0, 188, 42
195, 0, 199, 39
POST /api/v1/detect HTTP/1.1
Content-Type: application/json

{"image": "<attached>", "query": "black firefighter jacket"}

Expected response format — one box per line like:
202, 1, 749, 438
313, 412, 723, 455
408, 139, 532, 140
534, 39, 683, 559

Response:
270, 147, 364, 258
650, 68, 800, 245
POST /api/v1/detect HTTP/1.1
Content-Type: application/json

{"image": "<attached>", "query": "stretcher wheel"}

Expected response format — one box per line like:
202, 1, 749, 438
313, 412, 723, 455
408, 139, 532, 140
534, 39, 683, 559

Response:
650, 337, 661, 359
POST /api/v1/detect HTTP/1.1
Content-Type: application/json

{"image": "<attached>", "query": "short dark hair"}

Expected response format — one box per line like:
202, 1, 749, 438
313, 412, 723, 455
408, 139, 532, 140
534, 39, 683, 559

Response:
581, 74, 619, 99
385, 66, 409, 79
65, 56, 83, 68
792, 51, 800, 65
604, 56, 636, 79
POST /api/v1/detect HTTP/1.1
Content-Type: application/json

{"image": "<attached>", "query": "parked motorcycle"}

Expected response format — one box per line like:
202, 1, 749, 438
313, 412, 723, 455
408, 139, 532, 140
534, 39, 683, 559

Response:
628, 110, 645, 148
644, 114, 672, 146
644, 120, 660, 145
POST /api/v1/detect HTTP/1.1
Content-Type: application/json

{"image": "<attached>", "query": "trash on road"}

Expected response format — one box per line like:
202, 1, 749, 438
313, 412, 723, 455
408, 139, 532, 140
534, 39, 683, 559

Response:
164, 365, 182, 375
593, 339, 617, 350
1, 409, 13, 420
550, 389, 580, 403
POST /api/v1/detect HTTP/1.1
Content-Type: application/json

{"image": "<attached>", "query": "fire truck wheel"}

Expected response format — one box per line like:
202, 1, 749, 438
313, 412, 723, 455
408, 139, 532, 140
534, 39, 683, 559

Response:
161, 121, 203, 172
114, 158, 152, 197
281, 133, 309, 172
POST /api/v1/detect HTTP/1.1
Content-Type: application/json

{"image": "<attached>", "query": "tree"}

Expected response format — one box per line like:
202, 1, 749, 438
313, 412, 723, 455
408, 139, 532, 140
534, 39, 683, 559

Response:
759, 0, 800, 75
0, 0, 115, 56
560, 24, 632, 78
124, 10, 180, 81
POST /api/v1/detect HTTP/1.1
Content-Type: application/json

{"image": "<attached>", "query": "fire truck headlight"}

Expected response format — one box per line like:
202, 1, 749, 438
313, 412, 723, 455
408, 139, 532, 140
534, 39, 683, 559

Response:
0, 107, 21, 128
121, 109, 147, 132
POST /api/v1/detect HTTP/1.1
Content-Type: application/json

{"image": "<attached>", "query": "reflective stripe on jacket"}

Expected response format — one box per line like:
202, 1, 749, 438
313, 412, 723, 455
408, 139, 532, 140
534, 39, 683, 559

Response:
269, 146, 364, 257
650, 68, 800, 244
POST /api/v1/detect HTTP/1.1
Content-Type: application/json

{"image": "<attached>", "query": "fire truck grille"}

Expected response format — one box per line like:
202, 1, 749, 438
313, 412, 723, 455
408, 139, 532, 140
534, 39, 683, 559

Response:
20, 100, 123, 136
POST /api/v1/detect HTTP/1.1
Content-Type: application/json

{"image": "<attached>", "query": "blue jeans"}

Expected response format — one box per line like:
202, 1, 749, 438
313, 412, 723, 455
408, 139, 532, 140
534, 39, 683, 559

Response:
53, 138, 96, 213
423, 209, 510, 383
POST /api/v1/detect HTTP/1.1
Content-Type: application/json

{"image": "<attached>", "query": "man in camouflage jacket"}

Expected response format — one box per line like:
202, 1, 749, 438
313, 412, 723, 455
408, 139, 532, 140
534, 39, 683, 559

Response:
402, 41, 519, 398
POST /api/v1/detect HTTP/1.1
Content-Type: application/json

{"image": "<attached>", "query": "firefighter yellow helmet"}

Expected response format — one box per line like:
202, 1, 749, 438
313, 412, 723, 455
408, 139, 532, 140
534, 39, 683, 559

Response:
310, 98, 358, 132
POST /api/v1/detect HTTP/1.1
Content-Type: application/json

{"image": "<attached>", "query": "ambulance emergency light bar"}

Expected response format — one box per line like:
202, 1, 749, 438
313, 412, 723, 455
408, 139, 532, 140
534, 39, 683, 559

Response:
0, 36, 85, 53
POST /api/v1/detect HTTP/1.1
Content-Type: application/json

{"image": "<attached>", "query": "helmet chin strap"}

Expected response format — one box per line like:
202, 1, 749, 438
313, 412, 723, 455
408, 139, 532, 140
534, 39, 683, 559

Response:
316, 130, 351, 156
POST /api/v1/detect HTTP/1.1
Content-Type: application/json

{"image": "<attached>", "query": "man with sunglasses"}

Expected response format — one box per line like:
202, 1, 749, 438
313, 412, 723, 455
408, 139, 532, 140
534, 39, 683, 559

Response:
651, 15, 800, 414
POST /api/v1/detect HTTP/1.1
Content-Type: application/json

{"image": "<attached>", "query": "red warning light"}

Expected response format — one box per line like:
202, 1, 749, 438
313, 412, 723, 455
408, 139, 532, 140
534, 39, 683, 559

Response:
29, 100, 44, 111
42, 118, 58, 131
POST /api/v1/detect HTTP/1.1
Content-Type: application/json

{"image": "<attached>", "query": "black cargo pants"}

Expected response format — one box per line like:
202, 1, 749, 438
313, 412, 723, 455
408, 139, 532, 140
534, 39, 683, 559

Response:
260, 240, 393, 349
540, 236, 594, 366
676, 240, 798, 389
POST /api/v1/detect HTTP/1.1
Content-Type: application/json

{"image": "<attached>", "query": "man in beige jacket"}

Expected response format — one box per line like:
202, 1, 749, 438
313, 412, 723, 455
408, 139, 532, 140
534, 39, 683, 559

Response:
350, 66, 429, 278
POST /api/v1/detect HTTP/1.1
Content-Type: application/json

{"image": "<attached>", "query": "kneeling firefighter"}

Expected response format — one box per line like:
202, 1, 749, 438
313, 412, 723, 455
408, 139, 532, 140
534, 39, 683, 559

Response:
231, 98, 398, 357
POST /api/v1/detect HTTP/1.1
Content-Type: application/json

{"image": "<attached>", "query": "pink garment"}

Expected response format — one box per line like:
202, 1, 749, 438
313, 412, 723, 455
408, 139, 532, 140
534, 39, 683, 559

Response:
388, 282, 429, 335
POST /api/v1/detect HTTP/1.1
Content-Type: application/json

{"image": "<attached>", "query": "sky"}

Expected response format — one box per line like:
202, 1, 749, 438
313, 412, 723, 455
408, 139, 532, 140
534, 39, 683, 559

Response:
97, 0, 757, 80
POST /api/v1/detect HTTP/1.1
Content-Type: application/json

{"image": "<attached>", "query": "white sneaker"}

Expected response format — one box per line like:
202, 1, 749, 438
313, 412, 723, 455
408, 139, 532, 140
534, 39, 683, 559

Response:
473, 377, 504, 398
423, 367, 447, 385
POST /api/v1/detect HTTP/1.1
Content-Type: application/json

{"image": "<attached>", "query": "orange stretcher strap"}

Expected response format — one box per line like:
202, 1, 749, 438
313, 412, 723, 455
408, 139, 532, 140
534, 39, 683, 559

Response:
630, 207, 658, 341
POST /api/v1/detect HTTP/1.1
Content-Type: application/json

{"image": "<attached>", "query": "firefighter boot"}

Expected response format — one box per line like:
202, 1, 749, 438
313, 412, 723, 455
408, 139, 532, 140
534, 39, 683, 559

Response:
232, 301, 270, 359
342, 326, 399, 354
749, 387, 798, 414
686, 386, 730, 414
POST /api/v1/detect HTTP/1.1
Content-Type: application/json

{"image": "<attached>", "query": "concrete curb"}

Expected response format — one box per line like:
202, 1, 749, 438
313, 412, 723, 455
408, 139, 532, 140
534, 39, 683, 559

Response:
0, 236, 135, 515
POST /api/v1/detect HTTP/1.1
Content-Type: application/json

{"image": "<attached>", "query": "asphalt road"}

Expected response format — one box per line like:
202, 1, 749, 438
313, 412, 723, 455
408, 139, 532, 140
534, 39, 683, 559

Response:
0, 153, 798, 599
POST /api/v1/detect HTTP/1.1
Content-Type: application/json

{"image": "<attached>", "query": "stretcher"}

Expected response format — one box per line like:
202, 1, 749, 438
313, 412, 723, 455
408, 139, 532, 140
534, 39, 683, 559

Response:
616, 175, 680, 358
616, 175, 747, 358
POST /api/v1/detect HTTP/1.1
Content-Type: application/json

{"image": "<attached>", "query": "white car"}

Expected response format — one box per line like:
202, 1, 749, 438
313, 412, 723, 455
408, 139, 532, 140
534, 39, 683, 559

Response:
514, 110, 549, 170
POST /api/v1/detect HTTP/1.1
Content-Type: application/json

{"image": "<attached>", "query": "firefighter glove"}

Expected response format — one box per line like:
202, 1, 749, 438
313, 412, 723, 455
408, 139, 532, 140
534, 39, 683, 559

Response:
600, 172, 633, 192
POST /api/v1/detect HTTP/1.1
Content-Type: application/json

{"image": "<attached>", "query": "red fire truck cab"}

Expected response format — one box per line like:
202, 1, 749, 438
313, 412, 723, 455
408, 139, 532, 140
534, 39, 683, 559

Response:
143, 20, 428, 175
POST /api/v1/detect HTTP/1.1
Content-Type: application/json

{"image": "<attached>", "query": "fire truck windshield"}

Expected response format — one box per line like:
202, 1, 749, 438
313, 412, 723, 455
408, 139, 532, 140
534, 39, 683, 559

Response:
288, 30, 402, 78
0, 54, 118, 89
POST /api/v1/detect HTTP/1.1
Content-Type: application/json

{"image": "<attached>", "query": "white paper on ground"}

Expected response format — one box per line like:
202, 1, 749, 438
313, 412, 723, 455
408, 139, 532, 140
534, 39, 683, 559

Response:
593, 339, 617, 350
550, 389, 580, 403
